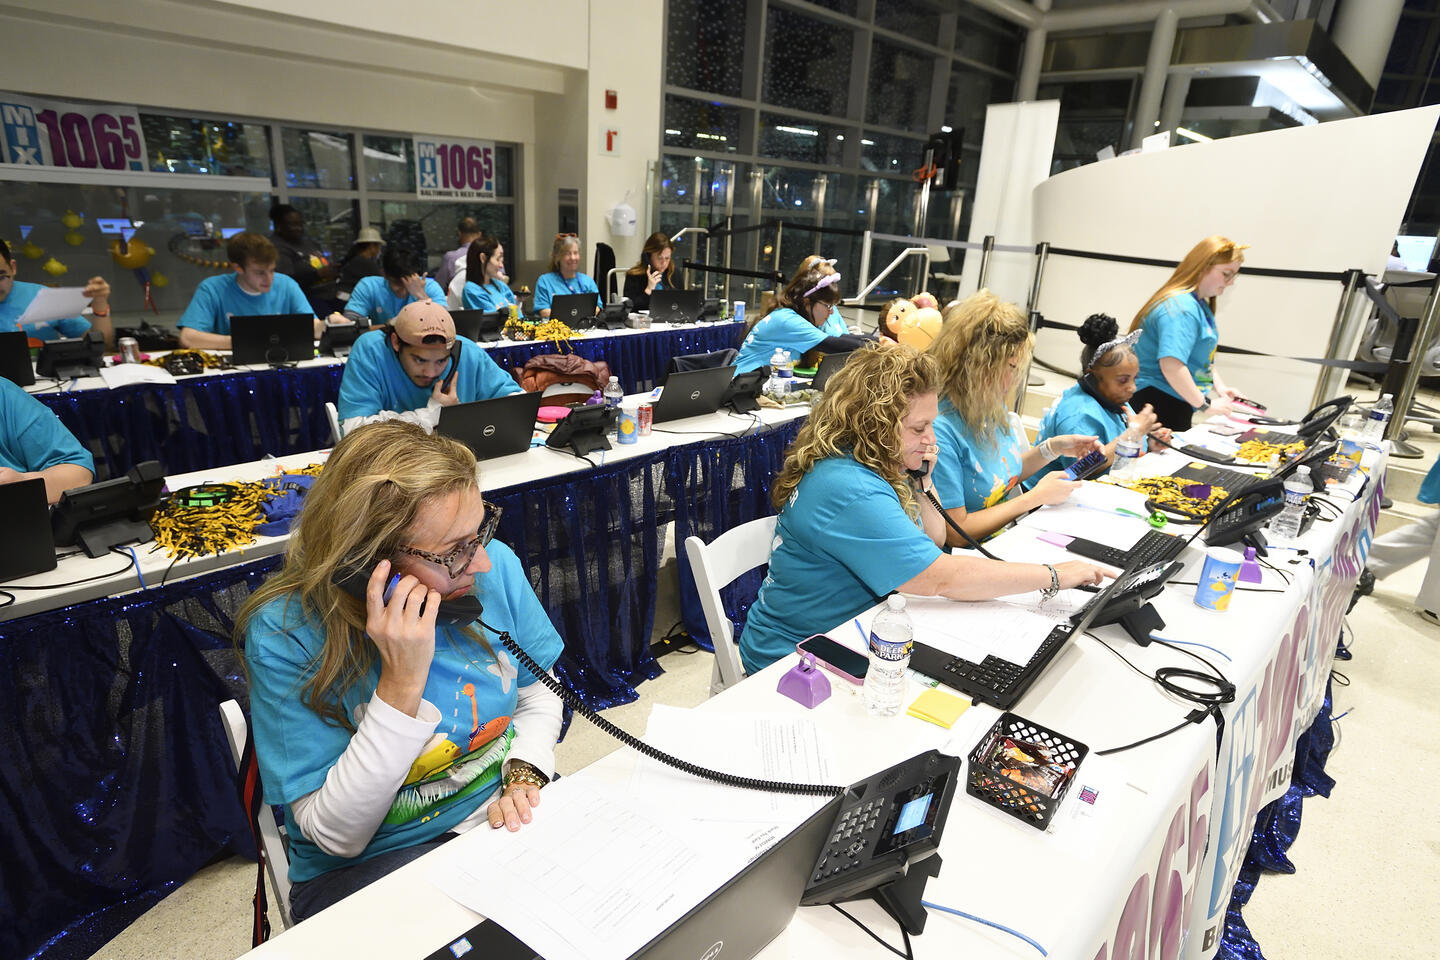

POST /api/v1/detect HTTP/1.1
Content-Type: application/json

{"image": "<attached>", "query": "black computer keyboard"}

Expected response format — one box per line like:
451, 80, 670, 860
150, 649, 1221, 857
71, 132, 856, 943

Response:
1063, 528, 1188, 569
910, 623, 1071, 709
1174, 463, 1265, 494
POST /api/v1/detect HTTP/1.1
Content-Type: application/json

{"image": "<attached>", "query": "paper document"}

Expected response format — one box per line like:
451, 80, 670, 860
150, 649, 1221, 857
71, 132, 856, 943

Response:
15, 287, 90, 328
99, 363, 176, 388
630, 706, 834, 822
905, 596, 1060, 666
431, 780, 748, 960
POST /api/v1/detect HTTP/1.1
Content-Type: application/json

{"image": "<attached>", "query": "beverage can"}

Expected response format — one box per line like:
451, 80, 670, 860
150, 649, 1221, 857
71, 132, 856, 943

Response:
637, 402, 653, 436
118, 337, 141, 363
733, 301, 745, 326
1194, 546, 1243, 612
617, 404, 639, 444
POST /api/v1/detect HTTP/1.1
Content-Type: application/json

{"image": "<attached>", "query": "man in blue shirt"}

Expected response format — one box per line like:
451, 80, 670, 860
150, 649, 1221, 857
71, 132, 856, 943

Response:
0, 239, 114, 346
0, 377, 94, 503
177, 232, 321, 350
344, 245, 447, 326
337, 300, 522, 435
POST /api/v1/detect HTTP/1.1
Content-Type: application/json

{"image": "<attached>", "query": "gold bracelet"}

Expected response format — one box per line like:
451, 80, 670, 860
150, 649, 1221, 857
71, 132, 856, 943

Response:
503, 761, 549, 791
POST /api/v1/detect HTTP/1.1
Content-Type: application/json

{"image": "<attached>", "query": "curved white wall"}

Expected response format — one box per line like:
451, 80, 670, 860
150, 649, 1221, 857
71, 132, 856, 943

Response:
1031, 107, 1440, 419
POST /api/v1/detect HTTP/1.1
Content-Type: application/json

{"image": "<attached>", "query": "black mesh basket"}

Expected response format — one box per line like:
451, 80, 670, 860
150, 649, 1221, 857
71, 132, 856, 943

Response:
966, 712, 1088, 830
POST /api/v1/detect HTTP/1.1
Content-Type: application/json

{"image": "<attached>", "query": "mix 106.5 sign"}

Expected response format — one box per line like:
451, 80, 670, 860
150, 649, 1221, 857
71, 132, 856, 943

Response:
0, 94, 147, 171
415, 135, 495, 200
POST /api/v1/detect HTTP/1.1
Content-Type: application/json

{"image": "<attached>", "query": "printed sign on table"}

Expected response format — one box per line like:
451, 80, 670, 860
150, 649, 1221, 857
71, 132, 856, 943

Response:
0, 94, 147, 171
414, 135, 495, 200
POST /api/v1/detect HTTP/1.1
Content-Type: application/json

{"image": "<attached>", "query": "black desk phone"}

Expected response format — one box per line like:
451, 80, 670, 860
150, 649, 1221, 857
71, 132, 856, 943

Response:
802, 750, 960, 933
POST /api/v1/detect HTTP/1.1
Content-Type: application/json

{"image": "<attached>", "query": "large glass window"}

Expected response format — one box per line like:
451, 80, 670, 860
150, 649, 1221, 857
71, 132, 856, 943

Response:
867, 39, 934, 134
763, 7, 854, 117
141, 114, 271, 178
875, 0, 941, 40
282, 127, 354, 189
757, 113, 849, 165
289, 197, 359, 261
362, 134, 414, 192
861, 132, 925, 175
366, 200, 515, 271
945, 67, 1014, 145
666, 0, 748, 97
664, 96, 744, 153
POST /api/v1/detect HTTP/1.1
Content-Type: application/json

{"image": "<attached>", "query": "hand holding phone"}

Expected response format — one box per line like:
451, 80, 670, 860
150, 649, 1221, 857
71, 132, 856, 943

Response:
365, 559, 441, 716
1063, 448, 1108, 481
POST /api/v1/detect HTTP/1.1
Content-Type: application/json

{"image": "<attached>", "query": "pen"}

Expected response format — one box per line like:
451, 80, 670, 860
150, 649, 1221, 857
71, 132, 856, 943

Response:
1078, 503, 1149, 522
853, 618, 868, 645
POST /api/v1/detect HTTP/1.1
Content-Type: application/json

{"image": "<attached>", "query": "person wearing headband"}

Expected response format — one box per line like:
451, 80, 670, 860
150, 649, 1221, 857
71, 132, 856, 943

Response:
732, 259, 874, 375
926, 290, 1101, 545
1129, 235, 1247, 430
238, 421, 564, 921
336, 300, 522, 435
1030, 314, 1169, 485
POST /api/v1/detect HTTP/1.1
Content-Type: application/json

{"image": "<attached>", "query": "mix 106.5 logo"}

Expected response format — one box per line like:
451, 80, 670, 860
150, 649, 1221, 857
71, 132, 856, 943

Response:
1, 100, 145, 171
415, 136, 495, 198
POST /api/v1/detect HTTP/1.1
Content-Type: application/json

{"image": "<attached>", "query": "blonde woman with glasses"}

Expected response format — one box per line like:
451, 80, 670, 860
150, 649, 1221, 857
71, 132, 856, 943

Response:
237, 421, 563, 921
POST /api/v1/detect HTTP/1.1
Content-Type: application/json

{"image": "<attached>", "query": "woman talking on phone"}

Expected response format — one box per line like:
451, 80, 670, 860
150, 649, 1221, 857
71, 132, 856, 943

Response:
237, 421, 563, 921
737, 344, 1109, 674
621, 232, 684, 311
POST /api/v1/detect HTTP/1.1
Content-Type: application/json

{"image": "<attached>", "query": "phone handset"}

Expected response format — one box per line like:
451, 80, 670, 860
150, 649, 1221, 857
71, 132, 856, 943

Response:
905, 467, 1002, 561
1248, 394, 1353, 437
329, 563, 841, 797
439, 340, 463, 394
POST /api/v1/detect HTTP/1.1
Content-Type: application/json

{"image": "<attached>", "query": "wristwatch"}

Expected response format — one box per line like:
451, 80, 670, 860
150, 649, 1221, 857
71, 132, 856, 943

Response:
1195, 398, 1212, 413
503, 760, 549, 791
1039, 564, 1060, 603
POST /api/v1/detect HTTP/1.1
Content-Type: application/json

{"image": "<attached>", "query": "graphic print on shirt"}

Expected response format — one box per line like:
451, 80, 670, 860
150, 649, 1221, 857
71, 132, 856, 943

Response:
368, 646, 518, 826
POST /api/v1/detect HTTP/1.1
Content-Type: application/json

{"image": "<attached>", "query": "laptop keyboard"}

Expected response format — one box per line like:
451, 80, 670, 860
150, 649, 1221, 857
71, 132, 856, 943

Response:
1175, 463, 1265, 494
1064, 529, 1188, 569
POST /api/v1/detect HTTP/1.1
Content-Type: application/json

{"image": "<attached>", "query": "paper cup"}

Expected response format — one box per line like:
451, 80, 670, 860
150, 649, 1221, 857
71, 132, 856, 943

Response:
1194, 546, 1243, 612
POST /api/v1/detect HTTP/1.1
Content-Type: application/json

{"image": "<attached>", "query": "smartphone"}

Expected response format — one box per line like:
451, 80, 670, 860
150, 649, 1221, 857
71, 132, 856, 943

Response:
1063, 448, 1108, 481
439, 340, 462, 393
796, 634, 868, 685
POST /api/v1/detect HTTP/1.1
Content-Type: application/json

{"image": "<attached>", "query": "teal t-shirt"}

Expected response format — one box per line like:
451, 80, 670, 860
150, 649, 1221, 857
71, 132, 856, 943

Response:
336, 329, 521, 421
532, 271, 600, 313
0, 280, 91, 341
821, 308, 847, 338
0, 377, 94, 474
1031, 382, 1133, 484
244, 540, 564, 883
462, 279, 518, 313
346, 276, 447, 325
177, 273, 313, 335
738, 456, 942, 674
733, 307, 827, 375
931, 398, 1028, 513
1133, 291, 1218, 400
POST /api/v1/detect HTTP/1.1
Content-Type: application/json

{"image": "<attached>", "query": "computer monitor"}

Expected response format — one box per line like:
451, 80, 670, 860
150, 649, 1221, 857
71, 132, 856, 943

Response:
51, 460, 166, 558
1394, 235, 1437, 272
0, 330, 36, 387
0, 476, 56, 581
230, 314, 314, 366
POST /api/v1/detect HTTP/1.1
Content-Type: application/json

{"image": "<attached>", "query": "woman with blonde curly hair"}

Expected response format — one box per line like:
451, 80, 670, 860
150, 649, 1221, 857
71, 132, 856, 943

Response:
236, 421, 563, 920
1129, 235, 1247, 430
738, 343, 1108, 673
927, 290, 1101, 545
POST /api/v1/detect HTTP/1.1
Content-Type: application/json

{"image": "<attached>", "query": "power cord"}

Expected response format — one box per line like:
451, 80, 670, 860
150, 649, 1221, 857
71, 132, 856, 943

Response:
922, 900, 1048, 956
829, 903, 912, 960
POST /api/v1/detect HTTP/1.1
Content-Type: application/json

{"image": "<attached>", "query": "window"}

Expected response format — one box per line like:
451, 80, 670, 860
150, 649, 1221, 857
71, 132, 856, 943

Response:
366, 200, 515, 271
141, 114, 271, 178
758, 113, 848, 165
363, 134, 415, 192
867, 39, 935, 134
664, 96, 744, 153
875, 0, 941, 39
666, 0, 748, 97
282, 127, 354, 190
763, 7, 854, 117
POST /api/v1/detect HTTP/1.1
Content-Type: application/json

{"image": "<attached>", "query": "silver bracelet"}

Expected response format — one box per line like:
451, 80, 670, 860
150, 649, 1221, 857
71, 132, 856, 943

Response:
1036, 438, 1058, 463
1039, 564, 1060, 603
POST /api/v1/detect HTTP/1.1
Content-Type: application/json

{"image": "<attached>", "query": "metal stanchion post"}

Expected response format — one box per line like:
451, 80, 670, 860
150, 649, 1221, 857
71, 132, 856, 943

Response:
1309, 268, 1364, 411
1385, 270, 1440, 458
1014, 242, 1051, 414
976, 235, 994, 291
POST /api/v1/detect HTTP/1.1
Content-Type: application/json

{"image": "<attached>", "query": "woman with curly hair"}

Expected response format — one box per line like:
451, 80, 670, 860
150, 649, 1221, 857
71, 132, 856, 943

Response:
926, 290, 1102, 546
1030, 313, 1171, 484
737, 343, 1109, 673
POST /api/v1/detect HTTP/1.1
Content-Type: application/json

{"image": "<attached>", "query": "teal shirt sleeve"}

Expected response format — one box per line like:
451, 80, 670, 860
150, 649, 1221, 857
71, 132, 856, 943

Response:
0, 378, 94, 474
532, 274, 560, 312
462, 281, 487, 311
335, 330, 395, 420
457, 338, 522, 402
823, 485, 942, 597
345, 276, 385, 322
1151, 296, 1201, 364
275, 273, 316, 316
177, 276, 225, 333
423, 278, 446, 303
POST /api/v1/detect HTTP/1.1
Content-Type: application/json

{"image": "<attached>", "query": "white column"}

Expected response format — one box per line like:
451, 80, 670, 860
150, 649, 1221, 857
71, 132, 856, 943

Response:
1330, 0, 1405, 88
1129, 7, 1178, 150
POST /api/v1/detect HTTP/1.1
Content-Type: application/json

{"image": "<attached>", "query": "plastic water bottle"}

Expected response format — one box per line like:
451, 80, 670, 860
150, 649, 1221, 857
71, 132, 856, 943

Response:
1270, 465, 1312, 541
1361, 393, 1393, 446
776, 349, 794, 388
1110, 424, 1143, 480
864, 595, 912, 717
603, 375, 623, 409
766, 348, 788, 399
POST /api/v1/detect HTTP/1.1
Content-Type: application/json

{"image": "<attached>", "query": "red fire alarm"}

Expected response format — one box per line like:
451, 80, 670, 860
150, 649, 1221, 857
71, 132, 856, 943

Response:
605, 89, 618, 110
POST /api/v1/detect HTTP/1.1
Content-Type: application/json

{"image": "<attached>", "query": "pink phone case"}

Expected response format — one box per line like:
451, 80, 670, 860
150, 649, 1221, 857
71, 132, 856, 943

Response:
796, 638, 867, 686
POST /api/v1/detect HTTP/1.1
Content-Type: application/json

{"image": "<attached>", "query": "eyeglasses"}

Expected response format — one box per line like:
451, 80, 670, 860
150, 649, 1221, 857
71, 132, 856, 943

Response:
555, 232, 578, 240
396, 501, 502, 577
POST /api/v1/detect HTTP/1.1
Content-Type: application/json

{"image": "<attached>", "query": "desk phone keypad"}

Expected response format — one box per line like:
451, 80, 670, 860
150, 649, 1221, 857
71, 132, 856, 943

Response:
812, 797, 887, 883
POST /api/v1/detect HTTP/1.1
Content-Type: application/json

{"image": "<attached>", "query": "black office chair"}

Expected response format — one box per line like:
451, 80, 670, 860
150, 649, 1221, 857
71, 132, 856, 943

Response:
663, 348, 737, 380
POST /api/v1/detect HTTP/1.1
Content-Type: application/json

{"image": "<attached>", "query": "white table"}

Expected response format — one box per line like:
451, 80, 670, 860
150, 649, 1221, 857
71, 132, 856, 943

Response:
234, 420, 1382, 960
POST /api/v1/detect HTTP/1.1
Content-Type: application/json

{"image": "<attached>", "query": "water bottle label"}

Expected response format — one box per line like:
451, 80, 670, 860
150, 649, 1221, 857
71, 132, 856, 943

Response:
1369, 410, 1386, 421
869, 634, 911, 662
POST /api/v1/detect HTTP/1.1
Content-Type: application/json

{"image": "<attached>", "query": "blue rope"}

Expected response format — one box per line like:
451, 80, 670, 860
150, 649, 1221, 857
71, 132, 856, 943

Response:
922, 900, 1047, 956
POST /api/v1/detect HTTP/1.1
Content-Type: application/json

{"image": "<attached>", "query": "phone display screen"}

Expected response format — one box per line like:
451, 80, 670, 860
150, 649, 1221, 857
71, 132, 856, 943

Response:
796, 634, 868, 680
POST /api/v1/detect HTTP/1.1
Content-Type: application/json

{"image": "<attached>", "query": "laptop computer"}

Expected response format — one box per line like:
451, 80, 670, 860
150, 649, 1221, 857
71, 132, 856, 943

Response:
548, 293, 599, 329
230, 313, 314, 365
425, 794, 841, 960
653, 366, 735, 423
448, 309, 486, 342
0, 330, 35, 387
649, 289, 704, 325
0, 476, 58, 581
810, 351, 854, 391
436, 392, 544, 461
910, 558, 1175, 709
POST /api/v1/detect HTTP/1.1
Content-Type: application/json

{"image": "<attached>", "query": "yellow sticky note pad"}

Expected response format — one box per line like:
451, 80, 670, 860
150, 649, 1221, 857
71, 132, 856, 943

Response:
907, 688, 971, 728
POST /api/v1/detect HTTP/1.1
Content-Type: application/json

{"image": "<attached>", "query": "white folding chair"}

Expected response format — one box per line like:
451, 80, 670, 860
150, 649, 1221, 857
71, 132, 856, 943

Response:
219, 699, 293, 937
683, 515, 778, 695
324, 401, 342, 445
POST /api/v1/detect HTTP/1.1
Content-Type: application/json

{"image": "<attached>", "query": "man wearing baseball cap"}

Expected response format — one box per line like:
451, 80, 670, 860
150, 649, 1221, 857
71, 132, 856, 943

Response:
335, 300, 521, 434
